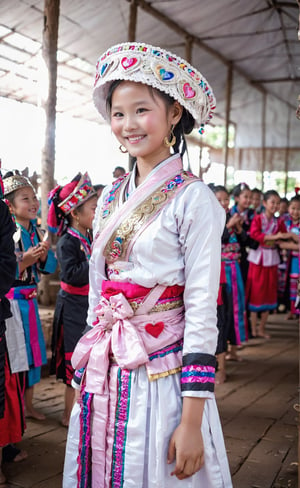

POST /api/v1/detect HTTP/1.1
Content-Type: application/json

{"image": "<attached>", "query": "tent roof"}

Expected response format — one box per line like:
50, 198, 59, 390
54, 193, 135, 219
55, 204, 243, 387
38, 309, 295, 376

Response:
0, 0, 299, 167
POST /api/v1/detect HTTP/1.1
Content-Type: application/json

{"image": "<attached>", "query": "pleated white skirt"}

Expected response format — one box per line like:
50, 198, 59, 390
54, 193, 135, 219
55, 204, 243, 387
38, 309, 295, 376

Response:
63, 365, 232, 488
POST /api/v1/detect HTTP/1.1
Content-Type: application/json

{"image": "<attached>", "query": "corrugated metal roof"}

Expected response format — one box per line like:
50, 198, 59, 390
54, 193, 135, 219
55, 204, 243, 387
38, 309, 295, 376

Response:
0, 0, 299, 160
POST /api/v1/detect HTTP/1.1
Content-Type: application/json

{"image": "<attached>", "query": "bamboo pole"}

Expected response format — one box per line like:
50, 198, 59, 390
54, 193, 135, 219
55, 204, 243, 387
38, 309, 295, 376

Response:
185, 37, 193, 63
223, 62, 233, 186
128, 0, 138, 42
284, 110, 291, 196
39, 0, 60, 305
128, 0, 138, 171
261, 92, 267, 191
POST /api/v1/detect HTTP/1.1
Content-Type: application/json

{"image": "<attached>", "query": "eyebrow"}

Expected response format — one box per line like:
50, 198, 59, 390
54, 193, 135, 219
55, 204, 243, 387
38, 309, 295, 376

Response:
111, 99, 152, 109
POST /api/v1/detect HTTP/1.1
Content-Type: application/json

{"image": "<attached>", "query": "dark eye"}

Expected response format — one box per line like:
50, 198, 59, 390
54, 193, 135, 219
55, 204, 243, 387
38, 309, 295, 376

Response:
136, 107, 147, 114
112, 112, 123, 118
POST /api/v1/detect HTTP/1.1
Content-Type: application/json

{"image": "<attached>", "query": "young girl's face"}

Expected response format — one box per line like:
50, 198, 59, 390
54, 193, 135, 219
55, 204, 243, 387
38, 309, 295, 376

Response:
288, 200, 300, 222
215, 191, 230, 211
10, 186, 39, 223
76, 195, 97, 231
110, 81, 181, 164
237, 189, 251, 211
251, 192, 261, 209
263, 195, 280, 216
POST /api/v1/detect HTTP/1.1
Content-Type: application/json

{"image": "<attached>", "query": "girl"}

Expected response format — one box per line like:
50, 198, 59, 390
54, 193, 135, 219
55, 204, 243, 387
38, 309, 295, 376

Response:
246, 190, 292, 338
230, 183, 258, 284
281, 196, 300, 318
214, 186, 247, 381
63, 42, 232, 487
3, 172, 57, 420
0, 190, 26, 484
47, 173, 97, 427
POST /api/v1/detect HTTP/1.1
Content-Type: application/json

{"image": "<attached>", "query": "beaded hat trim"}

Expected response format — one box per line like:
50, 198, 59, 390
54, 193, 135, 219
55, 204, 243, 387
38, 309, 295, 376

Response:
3, 174, 34, 196
58, 172, 96, 215
93, 42, 216, 130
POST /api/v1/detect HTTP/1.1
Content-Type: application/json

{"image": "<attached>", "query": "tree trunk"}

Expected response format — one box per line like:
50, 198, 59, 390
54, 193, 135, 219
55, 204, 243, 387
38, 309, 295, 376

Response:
38, 0, 60, 305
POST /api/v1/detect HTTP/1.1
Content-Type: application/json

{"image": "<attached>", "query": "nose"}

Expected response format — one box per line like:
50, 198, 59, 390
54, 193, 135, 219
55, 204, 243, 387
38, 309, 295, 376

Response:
124, 113, 137, 131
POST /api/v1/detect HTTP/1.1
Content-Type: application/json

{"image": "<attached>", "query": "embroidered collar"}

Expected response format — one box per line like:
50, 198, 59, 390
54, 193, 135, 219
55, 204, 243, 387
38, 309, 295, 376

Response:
67, 227, 92, 260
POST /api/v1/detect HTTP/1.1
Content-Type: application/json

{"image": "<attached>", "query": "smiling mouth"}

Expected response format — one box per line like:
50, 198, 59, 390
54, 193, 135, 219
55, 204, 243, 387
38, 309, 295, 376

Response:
126, 135, 145, 144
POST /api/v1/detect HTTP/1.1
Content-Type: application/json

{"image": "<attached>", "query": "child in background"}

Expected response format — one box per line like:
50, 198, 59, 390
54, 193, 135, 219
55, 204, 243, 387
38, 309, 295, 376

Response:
3, 172, 57, 420
230, 183, 257, 285
251, 188, 263, 214
0, 189, 26, 483
279, 197, 289, 221
282, 196, 300, 318
246, 190, 292, 338
214, 186, 247, 376
47, 173, 97, 427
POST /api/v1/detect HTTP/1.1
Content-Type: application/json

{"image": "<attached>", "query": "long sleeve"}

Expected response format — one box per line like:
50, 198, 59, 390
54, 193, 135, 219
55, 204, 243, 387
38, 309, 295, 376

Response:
178, 185, 225, 398
0, 201, 17, 329
56, 234, 89, 286
250, 214, 265, 244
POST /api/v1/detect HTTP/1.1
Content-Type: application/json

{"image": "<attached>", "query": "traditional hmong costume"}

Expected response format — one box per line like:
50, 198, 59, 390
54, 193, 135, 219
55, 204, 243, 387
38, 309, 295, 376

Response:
230, 205, 257, 284
0, 197, 24, 447
284, 218, 300, 314
3, 174, 57, 387
63, 42, 232, 488
246, 213, 287, 312
220, 212, 247, 346
48, 173, 96, 385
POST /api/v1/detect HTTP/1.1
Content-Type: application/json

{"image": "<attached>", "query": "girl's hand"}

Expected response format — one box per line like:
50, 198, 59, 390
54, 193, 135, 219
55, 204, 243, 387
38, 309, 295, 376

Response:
226, 213, 241, 230
19, 245, 44, 272
38, 241, 50, 262
167, 423, 204, 480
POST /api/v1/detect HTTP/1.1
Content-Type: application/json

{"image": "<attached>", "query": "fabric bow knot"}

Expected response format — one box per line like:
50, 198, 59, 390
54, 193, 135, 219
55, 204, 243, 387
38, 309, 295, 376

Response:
93, 293, 134, 330
71, 292, 148, 394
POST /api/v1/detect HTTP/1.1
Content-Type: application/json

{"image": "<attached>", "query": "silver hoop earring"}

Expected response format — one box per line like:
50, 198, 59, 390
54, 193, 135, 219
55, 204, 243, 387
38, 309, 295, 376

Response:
119, 144, 128, 154
164, 125, 176, 148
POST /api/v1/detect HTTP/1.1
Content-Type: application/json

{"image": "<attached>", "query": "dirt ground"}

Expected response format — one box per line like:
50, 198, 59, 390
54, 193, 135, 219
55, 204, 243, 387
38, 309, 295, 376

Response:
2, 310, 299, 488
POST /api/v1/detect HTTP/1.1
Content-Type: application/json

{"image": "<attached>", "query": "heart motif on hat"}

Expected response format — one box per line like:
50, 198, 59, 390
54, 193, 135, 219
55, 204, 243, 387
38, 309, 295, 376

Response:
145, 321, 164, 338
121, 57, 139, 70
182, 82, 197, 99
154, 64, 177, 83
99, 59, 117, 78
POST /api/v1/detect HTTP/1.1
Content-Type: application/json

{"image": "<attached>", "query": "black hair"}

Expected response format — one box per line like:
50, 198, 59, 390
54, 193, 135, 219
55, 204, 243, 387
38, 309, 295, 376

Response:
213, 185, 229, 195
280, 197, 289, 204
263, 189, 280, 202
106, 80, 195, 157
251, 187, 262, 195
232, 182, 250, 198
289, 195, 300, 205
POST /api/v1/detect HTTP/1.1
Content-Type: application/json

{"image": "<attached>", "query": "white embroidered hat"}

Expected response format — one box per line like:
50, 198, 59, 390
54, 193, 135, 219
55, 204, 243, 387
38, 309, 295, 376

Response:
93, 42, 216, 132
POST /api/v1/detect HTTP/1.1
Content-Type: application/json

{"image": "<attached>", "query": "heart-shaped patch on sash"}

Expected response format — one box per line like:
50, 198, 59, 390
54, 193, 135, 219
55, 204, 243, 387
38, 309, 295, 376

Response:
145, 321, 164, 338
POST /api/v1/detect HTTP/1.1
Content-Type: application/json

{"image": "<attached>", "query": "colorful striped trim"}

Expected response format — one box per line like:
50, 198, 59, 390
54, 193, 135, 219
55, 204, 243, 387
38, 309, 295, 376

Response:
77, 390, 93, 488
181, 353, 216, 393
181, 365, 215, 384
148, 339, 183, 361
248, 303, 277, 312
112, 369, 132, 488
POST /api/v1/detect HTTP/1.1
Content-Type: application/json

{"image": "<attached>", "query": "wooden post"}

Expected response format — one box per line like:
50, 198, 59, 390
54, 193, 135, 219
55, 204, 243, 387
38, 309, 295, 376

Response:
185, 37, 193, 63
128, 0, 138, 171
284, 110, 291, 196
128, 0, 138, 42
261, 92, 267, 191
223, 62, 233, 186
39, 0, 60, 305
